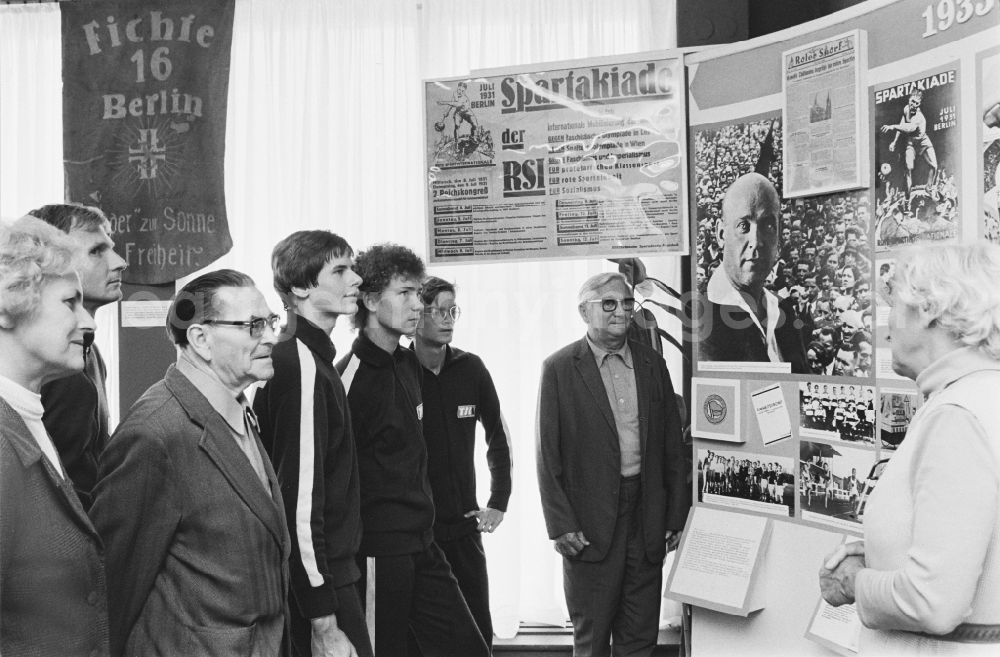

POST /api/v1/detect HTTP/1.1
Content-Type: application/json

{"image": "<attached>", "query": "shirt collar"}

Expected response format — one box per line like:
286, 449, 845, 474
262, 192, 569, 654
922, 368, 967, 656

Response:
915, 346, 1000, 399
585, 334, 633, 369
0, 372, 43, 419
706, 267, 783, 361
289, 312, 336, 363
353, 331, 404, 368
406, 341, 455, 372
176, 354, 247, 435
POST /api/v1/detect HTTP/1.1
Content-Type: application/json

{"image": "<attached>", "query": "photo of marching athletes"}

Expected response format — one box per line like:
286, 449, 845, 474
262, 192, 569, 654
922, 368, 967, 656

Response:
800, 440, 884, 531
873, 67, 960, 250
798, 382, 875, 445
697, 448, 795, 517
693, 115, 874, 375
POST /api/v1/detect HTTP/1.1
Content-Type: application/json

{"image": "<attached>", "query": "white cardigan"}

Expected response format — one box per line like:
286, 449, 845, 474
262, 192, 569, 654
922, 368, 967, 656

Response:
856, 347, 1000, 652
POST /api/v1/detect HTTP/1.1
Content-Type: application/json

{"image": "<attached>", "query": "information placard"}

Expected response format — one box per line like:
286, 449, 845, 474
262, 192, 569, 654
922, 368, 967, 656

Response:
665, 506, 771, 616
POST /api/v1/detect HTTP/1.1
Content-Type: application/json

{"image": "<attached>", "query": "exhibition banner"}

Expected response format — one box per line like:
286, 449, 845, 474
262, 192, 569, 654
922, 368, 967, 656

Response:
61, 0, 235, 284
424, 54, 687, 264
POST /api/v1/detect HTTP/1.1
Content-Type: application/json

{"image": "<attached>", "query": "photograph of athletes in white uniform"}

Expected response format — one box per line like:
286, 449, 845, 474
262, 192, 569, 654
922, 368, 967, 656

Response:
799, 382, 874, 445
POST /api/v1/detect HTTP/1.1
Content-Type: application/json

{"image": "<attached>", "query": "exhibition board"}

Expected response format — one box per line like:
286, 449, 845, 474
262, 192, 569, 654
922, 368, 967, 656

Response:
684, 0, 998, 653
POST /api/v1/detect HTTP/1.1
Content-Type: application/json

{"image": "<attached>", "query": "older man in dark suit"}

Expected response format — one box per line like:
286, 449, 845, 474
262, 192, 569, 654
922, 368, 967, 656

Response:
91, 269, 291, 657
537, 272, 690, 657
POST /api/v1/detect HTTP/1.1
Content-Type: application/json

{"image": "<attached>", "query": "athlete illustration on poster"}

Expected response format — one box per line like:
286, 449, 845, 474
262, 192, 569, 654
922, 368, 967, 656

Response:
982, 50, 1000, 242
431, 80, 494, 164
873, 67, 960, 250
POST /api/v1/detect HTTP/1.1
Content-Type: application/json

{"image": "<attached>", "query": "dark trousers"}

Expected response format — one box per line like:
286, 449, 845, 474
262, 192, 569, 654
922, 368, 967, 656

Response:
358, 541, 489, 657
563, 475, 663, 657
439, 532, 493, 652
289, 582, 375, 657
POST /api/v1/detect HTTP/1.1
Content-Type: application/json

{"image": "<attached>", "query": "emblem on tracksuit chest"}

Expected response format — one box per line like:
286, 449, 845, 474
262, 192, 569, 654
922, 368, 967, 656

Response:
456, 404, 476, 418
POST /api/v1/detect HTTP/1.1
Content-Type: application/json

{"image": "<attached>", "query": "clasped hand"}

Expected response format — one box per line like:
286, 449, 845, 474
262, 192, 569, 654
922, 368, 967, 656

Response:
819, 541, 866, 607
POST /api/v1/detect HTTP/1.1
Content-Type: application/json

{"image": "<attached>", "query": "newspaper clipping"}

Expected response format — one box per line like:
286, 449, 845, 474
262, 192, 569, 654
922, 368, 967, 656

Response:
783, 30, 868, 198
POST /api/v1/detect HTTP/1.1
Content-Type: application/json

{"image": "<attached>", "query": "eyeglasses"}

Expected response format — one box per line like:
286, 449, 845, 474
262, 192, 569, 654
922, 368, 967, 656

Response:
584, 298, 636, 313
423, 305, 461, 322
203, 314, 281, 338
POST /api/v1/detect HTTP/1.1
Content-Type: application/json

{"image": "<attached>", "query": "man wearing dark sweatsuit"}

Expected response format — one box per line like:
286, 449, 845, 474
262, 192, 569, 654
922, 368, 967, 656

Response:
253, 230, 372, 657
336, 243, 487, 657
412, 276, 513, 652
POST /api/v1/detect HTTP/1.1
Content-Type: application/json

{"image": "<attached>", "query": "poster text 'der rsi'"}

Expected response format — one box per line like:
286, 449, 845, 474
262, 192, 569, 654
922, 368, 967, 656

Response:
424, 55, 688, 264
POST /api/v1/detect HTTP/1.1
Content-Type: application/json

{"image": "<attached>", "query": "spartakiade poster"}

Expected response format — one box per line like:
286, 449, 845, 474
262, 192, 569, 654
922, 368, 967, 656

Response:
424, 55, 687, 263
873, 65, 960, 251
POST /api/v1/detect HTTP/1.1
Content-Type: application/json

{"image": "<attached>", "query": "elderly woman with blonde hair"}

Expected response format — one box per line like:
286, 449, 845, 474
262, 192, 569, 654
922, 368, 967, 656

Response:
820, 241, 1000, 654
0, 217, 109, 656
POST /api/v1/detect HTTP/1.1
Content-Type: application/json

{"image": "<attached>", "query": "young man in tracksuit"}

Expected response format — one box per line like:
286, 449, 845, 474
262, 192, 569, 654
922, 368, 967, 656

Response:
253, 230, 373, 657
411, 277, 513, 652
336, 244, 488, 657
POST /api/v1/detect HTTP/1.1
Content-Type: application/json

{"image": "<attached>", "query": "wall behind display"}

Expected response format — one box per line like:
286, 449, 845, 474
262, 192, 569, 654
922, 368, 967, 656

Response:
748, 0, 867, 38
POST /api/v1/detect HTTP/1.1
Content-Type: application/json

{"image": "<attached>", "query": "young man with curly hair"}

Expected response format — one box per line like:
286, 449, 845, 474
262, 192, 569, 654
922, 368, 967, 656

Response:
336, 244, 487, 657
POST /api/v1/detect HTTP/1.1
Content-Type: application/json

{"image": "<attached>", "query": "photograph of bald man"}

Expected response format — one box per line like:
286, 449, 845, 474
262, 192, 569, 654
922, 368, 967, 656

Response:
699, 172, 808, 372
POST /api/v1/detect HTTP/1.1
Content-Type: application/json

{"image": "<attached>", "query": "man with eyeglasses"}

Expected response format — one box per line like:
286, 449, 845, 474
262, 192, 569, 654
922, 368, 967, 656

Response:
253, 231, 372, 657
91, 269, 291, 657
537, 271, 689, 657
410, 276, 512, 653
336, 245, 488, 657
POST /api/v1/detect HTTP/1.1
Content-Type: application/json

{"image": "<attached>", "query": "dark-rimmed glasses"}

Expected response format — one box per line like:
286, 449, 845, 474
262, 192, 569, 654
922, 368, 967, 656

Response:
583, 298, 636, 313
424, 305, 462, 322
202, 314, 281, 338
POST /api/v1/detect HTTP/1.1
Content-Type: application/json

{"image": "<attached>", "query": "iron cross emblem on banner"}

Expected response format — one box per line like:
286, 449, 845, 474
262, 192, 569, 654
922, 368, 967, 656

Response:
128, 128, 167, 179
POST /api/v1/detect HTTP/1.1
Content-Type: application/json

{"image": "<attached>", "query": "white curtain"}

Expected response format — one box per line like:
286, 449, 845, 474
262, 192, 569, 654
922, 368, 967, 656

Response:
0, 0, 679, 636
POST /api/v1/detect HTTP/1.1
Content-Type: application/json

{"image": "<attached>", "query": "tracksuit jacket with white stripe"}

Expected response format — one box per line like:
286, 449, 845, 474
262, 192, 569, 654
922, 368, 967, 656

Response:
253, 313, 362, 620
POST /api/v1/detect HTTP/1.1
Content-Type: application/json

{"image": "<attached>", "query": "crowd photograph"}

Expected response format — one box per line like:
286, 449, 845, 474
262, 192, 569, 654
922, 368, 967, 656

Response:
694, 119, 874, 376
